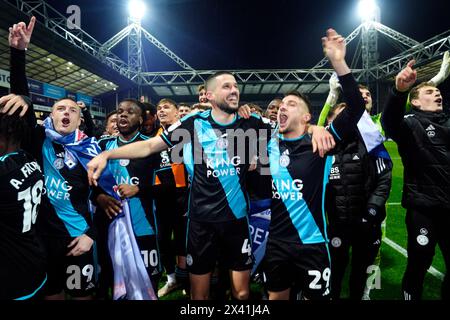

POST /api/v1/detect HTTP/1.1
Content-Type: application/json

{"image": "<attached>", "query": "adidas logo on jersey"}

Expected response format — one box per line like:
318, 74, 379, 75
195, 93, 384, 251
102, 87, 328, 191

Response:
56, 152, 65, 158
86, 282, 95, 290
426, 124, 436, 137
151, 269, 159, 276
282, 149, 290, 156
352, 154, 360, 160
245, 257, 253, 265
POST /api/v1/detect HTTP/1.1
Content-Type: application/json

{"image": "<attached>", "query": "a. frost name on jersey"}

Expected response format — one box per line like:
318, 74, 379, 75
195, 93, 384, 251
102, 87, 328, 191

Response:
43, 176, 72, 200
272, 179, 304, 201
206, 156, 241, 178
114, 175, 140, 186
9, 161, 42, 190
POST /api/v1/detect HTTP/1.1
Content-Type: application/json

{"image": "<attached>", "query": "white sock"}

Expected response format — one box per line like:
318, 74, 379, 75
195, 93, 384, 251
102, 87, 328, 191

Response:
167, 273, 176, 284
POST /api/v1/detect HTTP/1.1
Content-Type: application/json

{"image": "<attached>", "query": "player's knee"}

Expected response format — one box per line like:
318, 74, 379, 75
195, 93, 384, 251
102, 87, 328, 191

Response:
191, 292, 209, 300
232, 289, 249, 300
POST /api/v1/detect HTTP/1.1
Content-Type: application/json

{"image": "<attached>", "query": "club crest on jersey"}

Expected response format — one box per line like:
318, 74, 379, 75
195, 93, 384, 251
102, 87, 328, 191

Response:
331, 237, 342, 248
53, 158, 64, 170
417, 235, 429, 246
119, 159, 130, 167
279, 154, 290, 167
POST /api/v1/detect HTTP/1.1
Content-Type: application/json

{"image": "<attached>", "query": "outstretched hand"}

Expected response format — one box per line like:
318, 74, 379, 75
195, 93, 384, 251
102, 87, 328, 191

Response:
396, 60, 417, 92
329, 72, 341, 92
0, 94, 29, 117
322, 28, 346, 63
87, 152, 109, 186
429, 51, 450, 86
9, 16, 36, 50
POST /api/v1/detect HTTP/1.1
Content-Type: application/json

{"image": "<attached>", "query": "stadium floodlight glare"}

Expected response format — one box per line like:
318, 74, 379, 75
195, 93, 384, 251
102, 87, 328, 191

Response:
128, 0, 146, 20
358, 0, 379, 21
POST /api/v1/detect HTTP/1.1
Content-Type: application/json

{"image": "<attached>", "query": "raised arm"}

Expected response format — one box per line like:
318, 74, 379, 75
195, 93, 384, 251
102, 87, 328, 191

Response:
8, 17, 37, 128
87, 135, 168, 186
9, 16, 35, 97
322, 29, 350, 76
78, 101, 95, 136
381, 60, 417, 142
322, 28, 365, 141
429, 51, 450, 86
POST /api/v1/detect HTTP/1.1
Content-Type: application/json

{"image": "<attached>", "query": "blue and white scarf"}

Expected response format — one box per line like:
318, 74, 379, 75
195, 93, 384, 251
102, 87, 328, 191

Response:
43, 117, 156, 300
356, 112, 391, 160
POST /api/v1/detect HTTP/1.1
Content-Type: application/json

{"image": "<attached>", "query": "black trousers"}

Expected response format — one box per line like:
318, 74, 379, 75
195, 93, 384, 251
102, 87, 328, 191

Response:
402, 208, 450, 300
328, 218, 382, 300
154, 187, 188, 275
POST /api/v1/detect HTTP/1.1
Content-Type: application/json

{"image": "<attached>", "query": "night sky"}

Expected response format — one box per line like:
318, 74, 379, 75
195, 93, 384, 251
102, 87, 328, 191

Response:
45, 0, 450, 72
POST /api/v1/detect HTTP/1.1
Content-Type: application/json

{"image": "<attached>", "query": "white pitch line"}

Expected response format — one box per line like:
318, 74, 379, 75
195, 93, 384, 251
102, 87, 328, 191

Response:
387, 202, 401, 206
384, 237, 445, 281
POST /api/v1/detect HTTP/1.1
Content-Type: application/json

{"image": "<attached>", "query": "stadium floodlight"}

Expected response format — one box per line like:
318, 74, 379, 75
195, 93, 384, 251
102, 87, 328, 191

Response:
358, 0, 379, 21
128, 0, 146, 21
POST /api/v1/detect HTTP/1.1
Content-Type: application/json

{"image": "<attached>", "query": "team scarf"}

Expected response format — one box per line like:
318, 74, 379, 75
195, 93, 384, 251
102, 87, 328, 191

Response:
108, 197, 157, 300
43, 117, 157, 300
43, 117, 118, 192
356, 112, 391, 161
248, 199, 271, 275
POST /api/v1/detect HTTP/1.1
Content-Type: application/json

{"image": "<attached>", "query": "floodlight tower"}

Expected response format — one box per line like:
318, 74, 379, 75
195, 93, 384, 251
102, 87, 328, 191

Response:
359, 0, 380, 82
128, 0, 145, 87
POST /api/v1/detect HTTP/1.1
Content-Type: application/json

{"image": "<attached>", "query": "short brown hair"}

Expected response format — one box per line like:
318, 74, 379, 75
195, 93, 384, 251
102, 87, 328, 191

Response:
105, 110, 117, 122
284, 90, 311, 113
409, 82, 435, 102
178, 102, 191, 109
205, 71, 234, 91
157, 98, 178, 109
197, 84, 205, 93
358, 84, 370, 92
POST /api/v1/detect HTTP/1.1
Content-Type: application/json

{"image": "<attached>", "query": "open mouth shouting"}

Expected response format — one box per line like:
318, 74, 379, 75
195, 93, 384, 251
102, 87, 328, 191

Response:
118, 118, 129, 129
279, 113, 288, 128
61, 117, 71, 127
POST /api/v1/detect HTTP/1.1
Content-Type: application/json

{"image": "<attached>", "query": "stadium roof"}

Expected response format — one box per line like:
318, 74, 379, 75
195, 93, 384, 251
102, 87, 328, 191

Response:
0, 29, 119, 96
0, 0, 448, 107
0, 0, 136, 98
